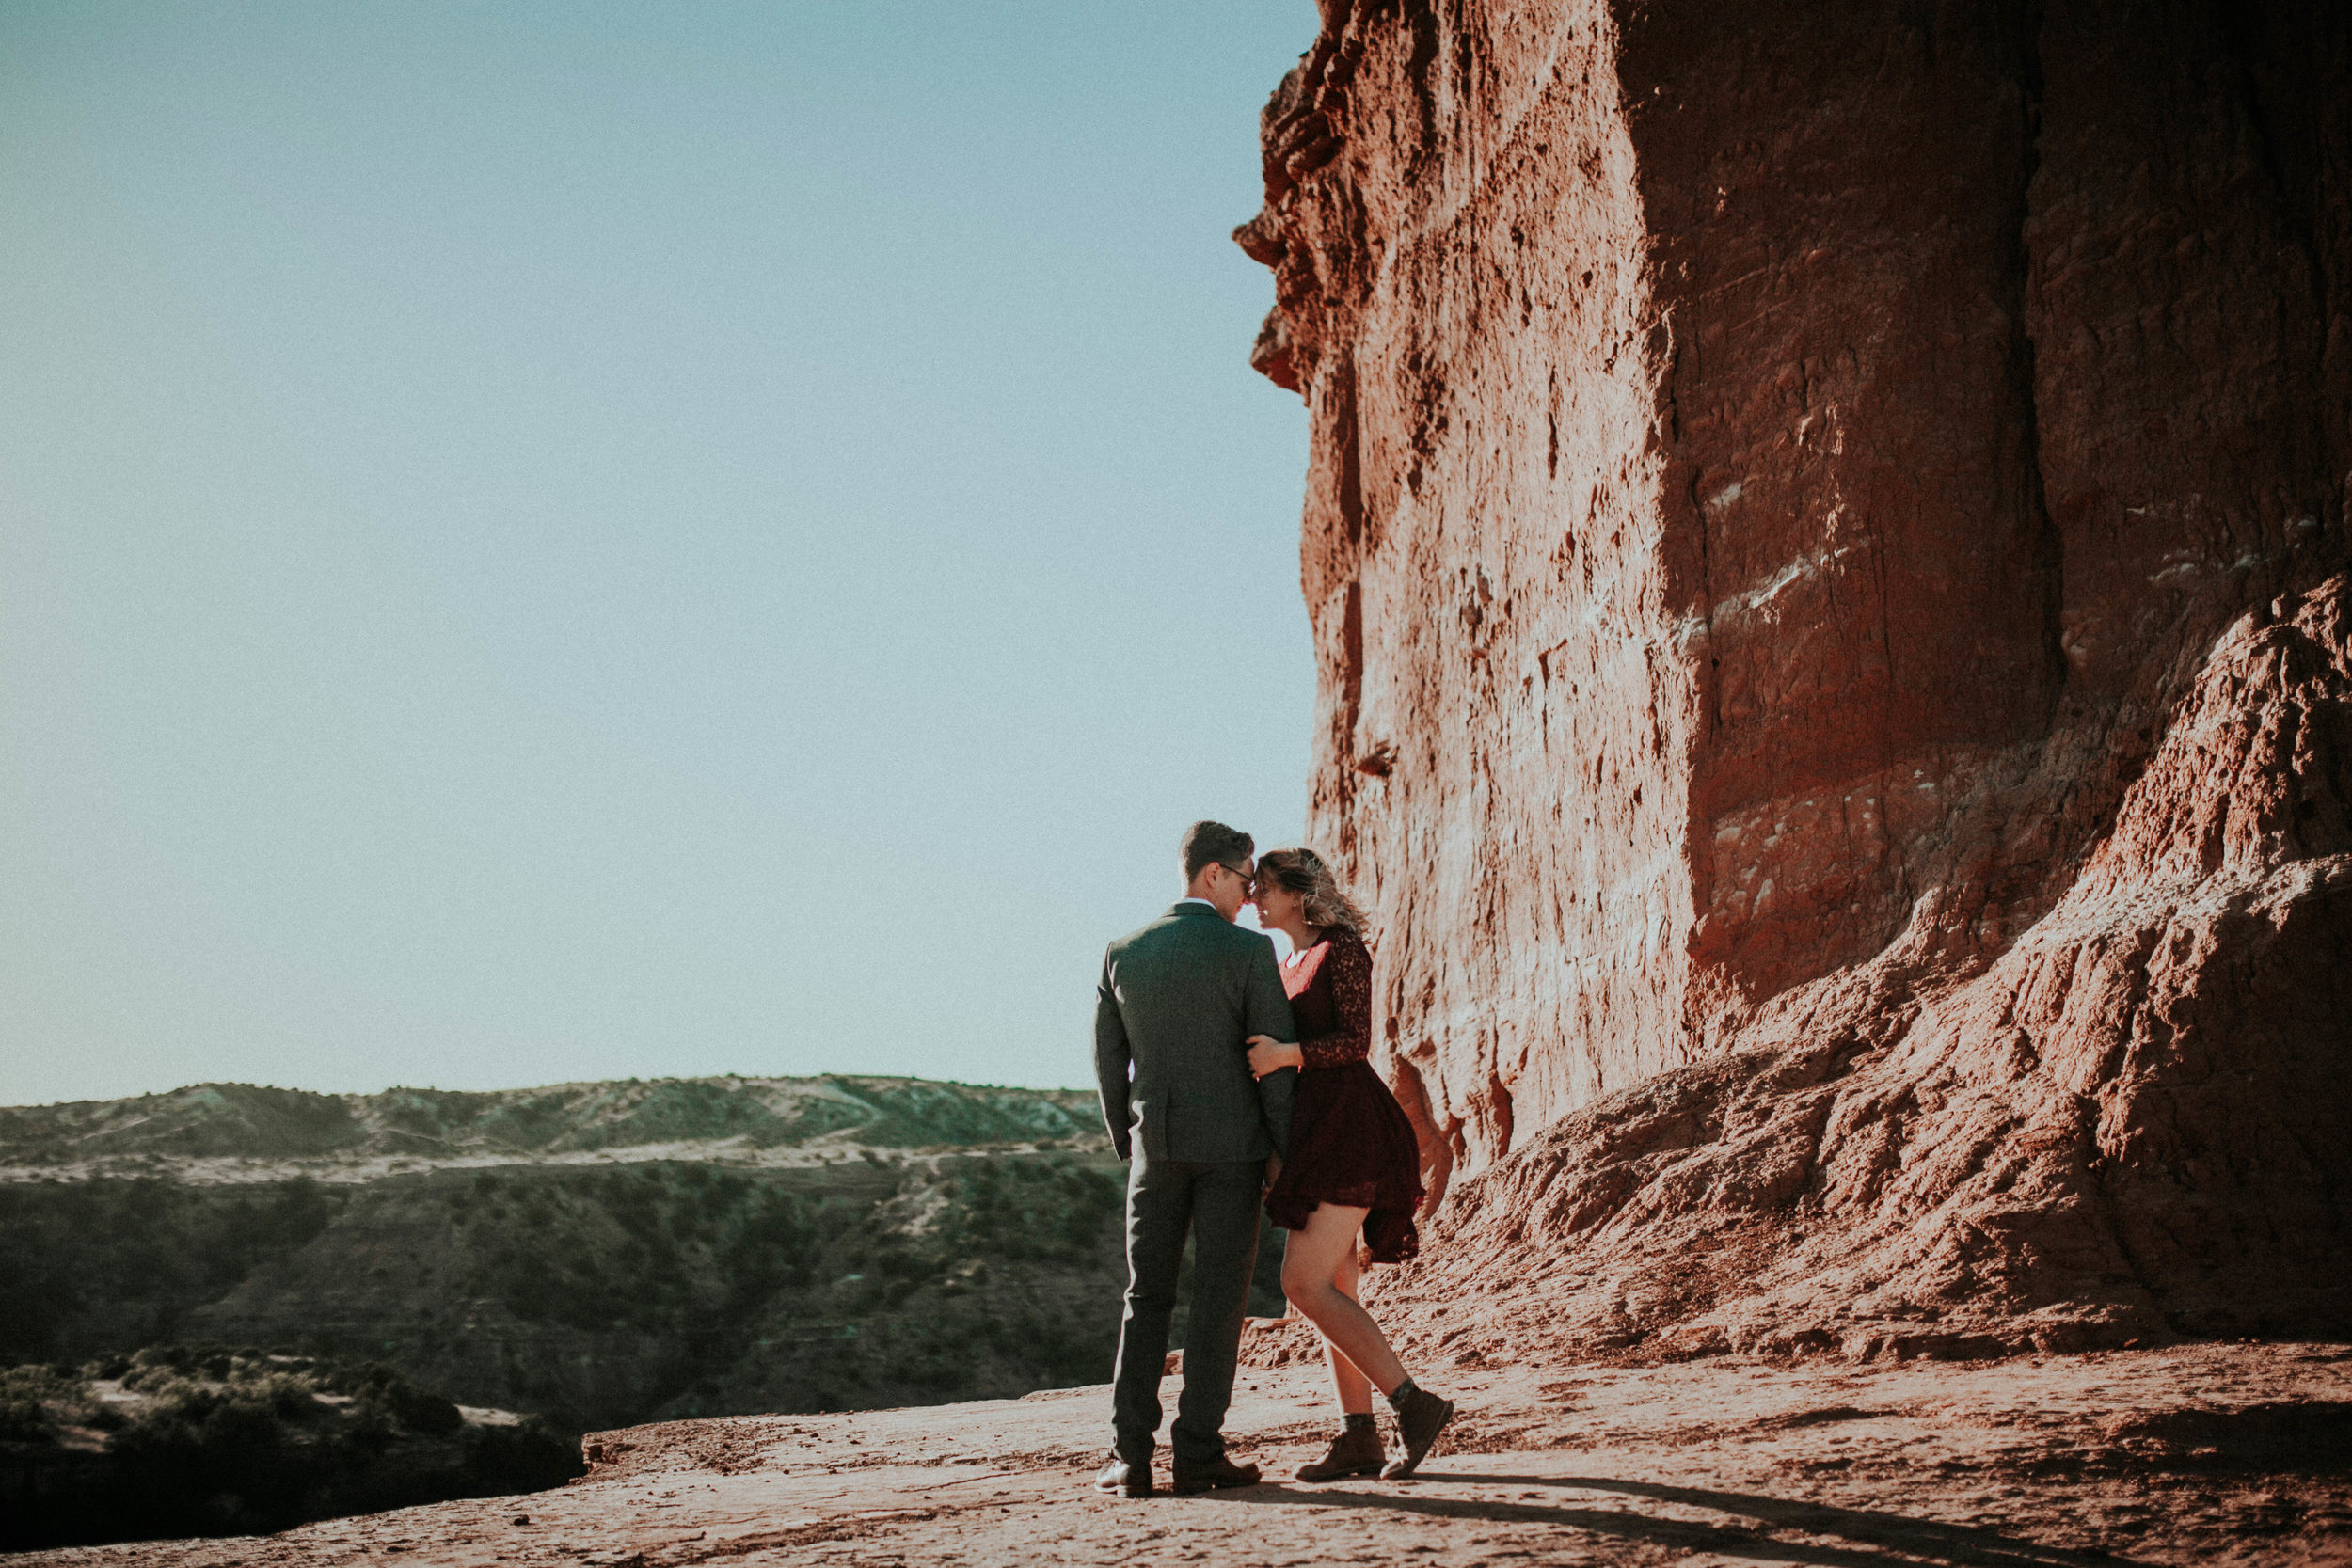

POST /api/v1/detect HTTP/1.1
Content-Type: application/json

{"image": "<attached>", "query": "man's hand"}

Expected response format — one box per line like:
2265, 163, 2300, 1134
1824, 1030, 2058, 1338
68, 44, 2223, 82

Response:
1246, 1035, 1305, 1081
1263, 1153, 1282, 1192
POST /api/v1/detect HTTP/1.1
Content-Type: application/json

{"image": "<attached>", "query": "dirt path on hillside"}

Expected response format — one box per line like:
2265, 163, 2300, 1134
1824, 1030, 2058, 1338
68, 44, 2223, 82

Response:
18, 1343, 2351, 1565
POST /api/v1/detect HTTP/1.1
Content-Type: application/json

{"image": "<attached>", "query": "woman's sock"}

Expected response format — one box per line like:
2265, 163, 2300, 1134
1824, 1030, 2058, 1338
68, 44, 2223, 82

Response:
1385, 1379, 1420, 1410
1343, 1412, 1376, 1433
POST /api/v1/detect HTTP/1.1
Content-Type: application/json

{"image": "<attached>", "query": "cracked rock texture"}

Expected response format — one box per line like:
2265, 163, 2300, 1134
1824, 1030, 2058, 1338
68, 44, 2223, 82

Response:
1239, 0, 2351, 1354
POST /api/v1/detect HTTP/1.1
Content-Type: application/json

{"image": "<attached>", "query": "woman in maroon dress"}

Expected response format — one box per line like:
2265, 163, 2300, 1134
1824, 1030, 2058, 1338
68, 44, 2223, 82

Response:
1245, 848, 1455, 1481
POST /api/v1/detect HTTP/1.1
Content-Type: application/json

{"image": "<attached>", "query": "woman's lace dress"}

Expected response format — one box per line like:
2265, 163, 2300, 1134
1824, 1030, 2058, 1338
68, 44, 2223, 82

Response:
1262, 927, 1423, 1263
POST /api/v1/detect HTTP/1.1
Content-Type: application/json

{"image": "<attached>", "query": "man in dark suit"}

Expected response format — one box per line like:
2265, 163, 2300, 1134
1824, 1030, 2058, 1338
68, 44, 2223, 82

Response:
1092, 820, 1298, 1497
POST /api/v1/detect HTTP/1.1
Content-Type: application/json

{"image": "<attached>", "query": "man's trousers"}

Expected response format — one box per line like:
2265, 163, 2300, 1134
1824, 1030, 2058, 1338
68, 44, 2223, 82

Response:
1108, 1153, 1263, 1466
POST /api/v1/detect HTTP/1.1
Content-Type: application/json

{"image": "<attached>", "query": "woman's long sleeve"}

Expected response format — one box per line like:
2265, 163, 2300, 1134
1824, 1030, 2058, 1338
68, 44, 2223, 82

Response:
1299, 936, 1373, 1070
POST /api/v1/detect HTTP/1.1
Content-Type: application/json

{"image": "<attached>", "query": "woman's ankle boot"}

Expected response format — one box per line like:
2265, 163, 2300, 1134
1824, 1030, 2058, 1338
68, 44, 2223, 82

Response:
1294, 1420, 1385, 1481
1379, 1382, 1456, 1479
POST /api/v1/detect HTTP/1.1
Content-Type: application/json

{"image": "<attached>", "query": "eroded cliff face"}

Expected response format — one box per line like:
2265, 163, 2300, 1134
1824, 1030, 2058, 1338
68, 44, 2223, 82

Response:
1241, 0, 2351, 1348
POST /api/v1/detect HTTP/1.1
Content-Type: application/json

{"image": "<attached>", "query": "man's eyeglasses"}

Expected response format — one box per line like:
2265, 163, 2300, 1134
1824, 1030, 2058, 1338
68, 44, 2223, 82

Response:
1220, 862, 1256, 891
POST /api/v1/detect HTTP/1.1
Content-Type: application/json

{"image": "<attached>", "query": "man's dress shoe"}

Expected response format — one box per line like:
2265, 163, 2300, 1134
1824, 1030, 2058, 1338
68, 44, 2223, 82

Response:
1169, 1454, 1261, 1495
1094, 1459, 1152, 1497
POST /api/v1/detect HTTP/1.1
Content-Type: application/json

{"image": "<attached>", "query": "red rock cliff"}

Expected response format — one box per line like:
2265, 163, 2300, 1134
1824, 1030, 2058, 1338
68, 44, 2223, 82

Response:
1241, 0, 2350, 1352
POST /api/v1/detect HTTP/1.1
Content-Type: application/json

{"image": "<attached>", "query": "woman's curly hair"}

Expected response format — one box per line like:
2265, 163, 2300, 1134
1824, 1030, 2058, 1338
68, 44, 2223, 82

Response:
1253, 847, 1373, 937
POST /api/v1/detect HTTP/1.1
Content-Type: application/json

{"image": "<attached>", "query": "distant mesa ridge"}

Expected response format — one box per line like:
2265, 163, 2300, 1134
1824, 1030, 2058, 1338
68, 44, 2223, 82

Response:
0, 1075, 1102, 1172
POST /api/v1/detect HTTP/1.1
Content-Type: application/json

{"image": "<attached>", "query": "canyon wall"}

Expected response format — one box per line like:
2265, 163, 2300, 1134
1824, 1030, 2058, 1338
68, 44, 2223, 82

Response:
1241, 0, 2350, 1348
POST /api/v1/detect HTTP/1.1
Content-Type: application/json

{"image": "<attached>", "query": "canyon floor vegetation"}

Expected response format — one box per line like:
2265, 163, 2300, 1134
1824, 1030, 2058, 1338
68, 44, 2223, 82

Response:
0, 1075, 1286, 1548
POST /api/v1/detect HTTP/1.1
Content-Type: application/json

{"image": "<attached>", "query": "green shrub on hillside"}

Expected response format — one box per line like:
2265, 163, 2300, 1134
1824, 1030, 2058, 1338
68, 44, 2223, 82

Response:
942, 1155, 1123, 1266
0, 1146, 1138, 1446
0, 1346, 577, 1551
0, 1180, 344, 1365
450, 1168, 820, 1337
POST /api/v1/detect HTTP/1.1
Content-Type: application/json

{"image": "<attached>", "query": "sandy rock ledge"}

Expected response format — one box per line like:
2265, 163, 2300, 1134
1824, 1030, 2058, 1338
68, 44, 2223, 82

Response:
18, 1342, 2351, 1566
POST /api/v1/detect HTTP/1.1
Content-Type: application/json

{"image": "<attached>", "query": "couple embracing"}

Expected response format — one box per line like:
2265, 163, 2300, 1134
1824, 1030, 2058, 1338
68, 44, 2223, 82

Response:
1091, 820, 1455, 1497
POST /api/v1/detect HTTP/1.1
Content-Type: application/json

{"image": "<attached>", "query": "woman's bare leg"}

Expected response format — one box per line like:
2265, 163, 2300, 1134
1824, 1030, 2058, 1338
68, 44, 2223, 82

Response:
1321, 1235, 1375, 1415
1282, 1203, 1406, 1399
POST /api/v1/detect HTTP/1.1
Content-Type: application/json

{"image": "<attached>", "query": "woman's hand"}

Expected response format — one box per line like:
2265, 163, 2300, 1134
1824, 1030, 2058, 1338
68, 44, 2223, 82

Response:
1246, 1036, 1305, 1080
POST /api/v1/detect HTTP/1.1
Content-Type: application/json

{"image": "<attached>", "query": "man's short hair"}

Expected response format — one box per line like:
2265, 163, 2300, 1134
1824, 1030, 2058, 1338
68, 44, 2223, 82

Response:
1182, 820, 1254, 882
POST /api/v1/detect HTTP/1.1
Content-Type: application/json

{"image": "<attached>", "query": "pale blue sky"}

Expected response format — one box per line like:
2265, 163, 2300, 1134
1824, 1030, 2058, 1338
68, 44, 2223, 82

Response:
0, 2, 1321, 1105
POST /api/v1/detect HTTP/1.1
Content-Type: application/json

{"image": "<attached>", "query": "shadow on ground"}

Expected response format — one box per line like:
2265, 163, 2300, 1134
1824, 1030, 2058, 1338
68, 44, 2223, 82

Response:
1228, 1472, 2128, 1568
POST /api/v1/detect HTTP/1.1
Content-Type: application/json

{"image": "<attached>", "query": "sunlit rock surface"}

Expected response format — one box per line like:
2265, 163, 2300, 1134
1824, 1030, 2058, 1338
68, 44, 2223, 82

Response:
17, 1344, 2352, 1565
1238, 0, 2350, 1352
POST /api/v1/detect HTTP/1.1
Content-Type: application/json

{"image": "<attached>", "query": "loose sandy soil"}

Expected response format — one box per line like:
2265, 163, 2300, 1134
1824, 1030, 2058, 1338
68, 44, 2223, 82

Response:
19, 1342, 2350, 1566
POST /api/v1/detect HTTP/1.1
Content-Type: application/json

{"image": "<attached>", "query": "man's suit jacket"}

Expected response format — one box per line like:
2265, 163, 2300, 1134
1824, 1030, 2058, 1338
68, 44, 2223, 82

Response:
1094, 901, 1298, 1164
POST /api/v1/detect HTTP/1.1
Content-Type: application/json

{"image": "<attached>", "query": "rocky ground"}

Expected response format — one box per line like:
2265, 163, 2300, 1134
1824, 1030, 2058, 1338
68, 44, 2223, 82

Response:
19, 1340, 2348, 1565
